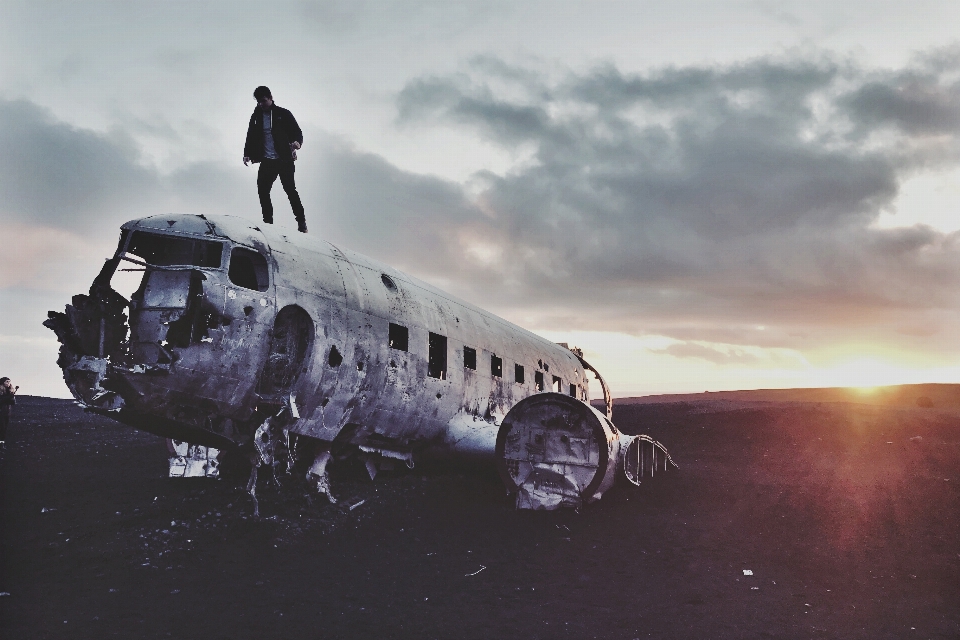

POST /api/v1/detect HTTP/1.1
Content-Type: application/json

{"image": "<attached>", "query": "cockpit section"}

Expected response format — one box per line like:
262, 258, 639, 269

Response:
117, 231, 229, 364
44, 216, 277, 448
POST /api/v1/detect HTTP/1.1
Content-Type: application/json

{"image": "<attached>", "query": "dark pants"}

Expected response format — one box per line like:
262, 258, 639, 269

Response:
257, 159, 305, 227
0, 407, 9, 441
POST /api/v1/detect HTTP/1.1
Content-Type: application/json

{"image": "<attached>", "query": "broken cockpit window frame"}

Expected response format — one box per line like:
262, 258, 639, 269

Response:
117, 232, 235, 360
126, 231, 224, 269
535, 371, 544, 391
228, 247, 270, 292
116, 229, 130, 255
491, 354, 503, 378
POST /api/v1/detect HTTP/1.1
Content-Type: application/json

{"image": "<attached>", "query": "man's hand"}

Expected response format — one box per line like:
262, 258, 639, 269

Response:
243, 157, 251, 166
289, 141, 301, 151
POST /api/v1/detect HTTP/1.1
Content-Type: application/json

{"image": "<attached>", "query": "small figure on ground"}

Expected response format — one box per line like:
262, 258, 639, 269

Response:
243, 86, 307, 233
0, 377, 18, 445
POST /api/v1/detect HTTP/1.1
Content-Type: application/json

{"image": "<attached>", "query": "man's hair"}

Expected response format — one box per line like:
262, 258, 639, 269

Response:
0, 377, 8, 384
253, 86, 272, 101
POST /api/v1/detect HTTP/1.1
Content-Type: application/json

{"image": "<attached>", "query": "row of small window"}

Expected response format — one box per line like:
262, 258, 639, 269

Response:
388, 322, 578, 396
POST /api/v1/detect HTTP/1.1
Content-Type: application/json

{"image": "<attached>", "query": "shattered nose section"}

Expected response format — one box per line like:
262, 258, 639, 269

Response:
43, 271, 131, 413
495, 393, 676, 510
43, 269, 240, 451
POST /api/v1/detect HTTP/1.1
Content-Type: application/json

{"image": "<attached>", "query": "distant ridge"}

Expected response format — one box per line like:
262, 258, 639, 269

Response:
605, 383, 960, 409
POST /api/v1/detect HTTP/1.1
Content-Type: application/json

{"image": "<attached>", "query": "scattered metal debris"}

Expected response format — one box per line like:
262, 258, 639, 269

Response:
465, 565, 486, 577
167, 439, 220, 477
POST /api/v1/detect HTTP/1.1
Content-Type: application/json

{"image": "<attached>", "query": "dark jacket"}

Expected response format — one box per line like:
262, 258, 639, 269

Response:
0, 389, 14, 412
244, 105, 303, 163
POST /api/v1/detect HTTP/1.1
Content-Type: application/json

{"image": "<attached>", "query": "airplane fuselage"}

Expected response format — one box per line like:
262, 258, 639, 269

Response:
45, 214, 671, 509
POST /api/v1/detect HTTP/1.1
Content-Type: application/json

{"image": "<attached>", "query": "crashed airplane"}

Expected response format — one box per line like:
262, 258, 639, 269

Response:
45, 214, 675, 511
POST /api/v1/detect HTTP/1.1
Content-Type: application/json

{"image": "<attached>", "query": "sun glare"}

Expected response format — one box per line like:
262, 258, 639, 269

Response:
820, 358, 913, 389
849, 385, 881, 395
518, 330, 960, 398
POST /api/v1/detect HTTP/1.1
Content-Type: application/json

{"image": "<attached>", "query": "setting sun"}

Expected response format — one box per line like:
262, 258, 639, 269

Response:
819, 358, 912, 389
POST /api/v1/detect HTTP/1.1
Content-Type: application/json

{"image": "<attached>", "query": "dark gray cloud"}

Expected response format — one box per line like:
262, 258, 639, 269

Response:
312, 136, 485, 275
844, 77, 960, 135
0, 98, 261, 236
392, 52, 960, 349
0, 99, 159, 233
842, 49, 960, 135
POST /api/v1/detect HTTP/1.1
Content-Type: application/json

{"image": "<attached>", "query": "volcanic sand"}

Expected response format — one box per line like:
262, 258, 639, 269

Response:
2, 386, 959, 639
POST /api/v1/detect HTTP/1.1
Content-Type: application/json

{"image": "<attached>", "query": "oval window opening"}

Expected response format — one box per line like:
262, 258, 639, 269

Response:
381, 274, 397, 292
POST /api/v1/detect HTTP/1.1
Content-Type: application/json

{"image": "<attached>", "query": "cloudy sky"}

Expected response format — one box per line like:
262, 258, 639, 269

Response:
4, 1, 960, 399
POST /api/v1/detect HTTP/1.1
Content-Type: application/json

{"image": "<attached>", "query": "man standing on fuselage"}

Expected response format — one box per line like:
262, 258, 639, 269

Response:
243, 86, 307, 233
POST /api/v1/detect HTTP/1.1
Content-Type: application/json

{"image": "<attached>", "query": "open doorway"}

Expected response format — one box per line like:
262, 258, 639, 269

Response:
257, 306, 315, 400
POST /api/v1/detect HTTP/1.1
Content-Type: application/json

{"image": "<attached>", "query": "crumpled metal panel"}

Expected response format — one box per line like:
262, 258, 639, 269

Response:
142, 271, 192, 308
167, 439, 220, 478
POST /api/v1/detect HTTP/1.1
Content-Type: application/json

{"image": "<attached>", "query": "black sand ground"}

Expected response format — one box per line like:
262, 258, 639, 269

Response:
2, 390, 959, 639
